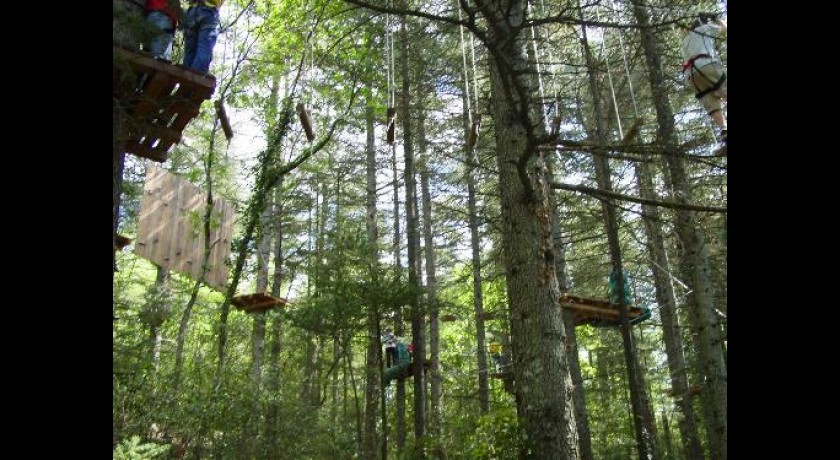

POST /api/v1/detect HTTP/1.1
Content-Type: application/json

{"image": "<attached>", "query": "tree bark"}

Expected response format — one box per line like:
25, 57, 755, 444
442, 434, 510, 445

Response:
477, 0, 579, 457
362, 101, 382, 460
463, 90, 491, 414
391, 130, 407, 455
578, 15, 659, 459
418, 96, 442, 445
399, 8, 426, 451
549, 193, 594, 460
630, 2, 727, 457
264, 183, 285, 459
635, 158, 704, 460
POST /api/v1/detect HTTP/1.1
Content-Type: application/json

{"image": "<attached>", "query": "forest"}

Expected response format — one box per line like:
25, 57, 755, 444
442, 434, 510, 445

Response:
113, 0, 727, 458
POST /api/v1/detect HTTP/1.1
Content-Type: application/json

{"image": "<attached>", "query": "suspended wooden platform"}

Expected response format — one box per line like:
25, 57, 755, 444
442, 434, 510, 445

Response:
391, 359, 431, 381
667, 385, 703, 397
490, 370, 512, 380
439, 312, 497, 322
231, 293, 289, 313
114, 233, 132, 250
113, 45, 216, 162
559, 294, 643, 327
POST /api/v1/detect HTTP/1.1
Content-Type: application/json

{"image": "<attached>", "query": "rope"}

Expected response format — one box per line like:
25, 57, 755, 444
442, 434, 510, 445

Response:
456, 3, 472, 123
386, 0, 396, 108
527, 1, 548, 129
457, 1, 481, 147
594, 4, 624, 139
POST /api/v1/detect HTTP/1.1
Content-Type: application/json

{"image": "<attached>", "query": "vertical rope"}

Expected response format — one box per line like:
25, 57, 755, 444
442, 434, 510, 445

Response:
527, 1, 548, 129
537, 0, 563, 133
594, 4, 624, 139
468, 21, 480, 112
609, 0, 640, 118
457, 3, 472, 123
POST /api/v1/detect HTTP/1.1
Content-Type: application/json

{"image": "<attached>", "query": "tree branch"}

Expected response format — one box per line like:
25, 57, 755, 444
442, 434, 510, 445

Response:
551, 181, 726, 214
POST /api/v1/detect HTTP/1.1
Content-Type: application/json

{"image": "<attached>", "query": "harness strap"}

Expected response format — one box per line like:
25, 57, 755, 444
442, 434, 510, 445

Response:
694, 72, 726, 99
682, 53, 711, 71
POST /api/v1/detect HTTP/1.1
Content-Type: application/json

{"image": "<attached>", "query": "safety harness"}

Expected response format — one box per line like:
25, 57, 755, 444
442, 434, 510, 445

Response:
683, 53, 726, 100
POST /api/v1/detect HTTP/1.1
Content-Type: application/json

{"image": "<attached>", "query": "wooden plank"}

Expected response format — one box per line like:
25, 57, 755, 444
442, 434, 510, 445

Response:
114, 234, 132, 250
125, 143, 167, 162
215, 100, 234, 140
232, 293, 288, 312
114, 46, 216, 90
115, 46, 216, 163
135, 165, 233, 290
562, 302, 621, 318
559, 294, 613, 308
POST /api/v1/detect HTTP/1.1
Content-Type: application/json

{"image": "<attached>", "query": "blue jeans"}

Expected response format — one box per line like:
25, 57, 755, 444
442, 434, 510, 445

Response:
146, 11, 175, 60
183, 6, 220, 74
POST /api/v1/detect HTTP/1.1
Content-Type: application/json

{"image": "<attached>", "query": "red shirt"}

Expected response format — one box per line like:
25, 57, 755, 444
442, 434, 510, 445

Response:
146, 0, 179, 27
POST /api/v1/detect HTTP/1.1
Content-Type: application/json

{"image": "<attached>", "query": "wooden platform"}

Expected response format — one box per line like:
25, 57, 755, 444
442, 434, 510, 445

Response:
667, 385, 703, 397
114, 233, 132, 250
113, 46, 216, 162
393, 359, 432, 381
231, 293, 289, 313
439, 312, 497, 322
559, 294, 643, 326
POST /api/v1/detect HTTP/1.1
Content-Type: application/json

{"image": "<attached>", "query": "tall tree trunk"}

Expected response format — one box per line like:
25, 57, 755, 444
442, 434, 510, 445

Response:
391, 135, 407, 455
362, 101, 382, 460
262, 74, 284, 458
463, 90, 491, 414
144, 266, 170, 370
477, 0, 579, 457
549, 173, 594, 460
331, 336, 340, 438
246, 197, 273, 455
399, 8, 426, 452
635, 159, 704, 460
578, 16, 659, 459
661, 411, 674, 460
418, 95, 442, 444
112, 1, 143, 279
264, 184, 285, 459
630, 2, 727, 458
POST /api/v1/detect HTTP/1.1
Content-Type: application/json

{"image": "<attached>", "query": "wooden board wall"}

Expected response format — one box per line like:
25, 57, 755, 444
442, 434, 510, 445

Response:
135, 164, 235, 290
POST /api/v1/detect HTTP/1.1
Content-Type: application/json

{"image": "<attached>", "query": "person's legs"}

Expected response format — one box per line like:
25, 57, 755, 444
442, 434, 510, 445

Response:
182, 7, 199, 69
188, 7, 220, 74
694, 63, 726, 139
146, 11, 174, 60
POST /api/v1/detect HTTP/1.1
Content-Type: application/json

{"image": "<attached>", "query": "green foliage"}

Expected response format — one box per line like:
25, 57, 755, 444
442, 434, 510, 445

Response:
113, 436, 170, 460
464, 406, 525, 459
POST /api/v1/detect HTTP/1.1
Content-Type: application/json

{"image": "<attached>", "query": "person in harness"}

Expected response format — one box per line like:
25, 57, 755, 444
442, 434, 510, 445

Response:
182, 0, 224, 74
681, 13, 727, 143
144, 0, 181, 60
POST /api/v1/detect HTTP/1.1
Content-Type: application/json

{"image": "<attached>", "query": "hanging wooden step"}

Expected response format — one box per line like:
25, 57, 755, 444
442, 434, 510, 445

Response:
296, 103, 316, 142
667, 385, 703, 397
466, 114, 482, 148
559, 293, 643, 327
231, 292, 289, 313
214, 100, 233, 140
386, 107, 397, 145
114, 233, 132, 251
113, 45, 216, 162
